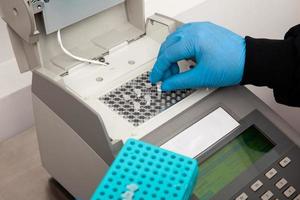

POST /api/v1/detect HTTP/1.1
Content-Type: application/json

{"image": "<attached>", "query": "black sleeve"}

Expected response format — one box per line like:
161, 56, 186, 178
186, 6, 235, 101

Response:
241, 24, 300, 107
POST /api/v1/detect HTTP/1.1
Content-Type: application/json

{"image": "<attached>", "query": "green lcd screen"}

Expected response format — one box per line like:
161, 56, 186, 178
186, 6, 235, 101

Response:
193, 126, 274, 200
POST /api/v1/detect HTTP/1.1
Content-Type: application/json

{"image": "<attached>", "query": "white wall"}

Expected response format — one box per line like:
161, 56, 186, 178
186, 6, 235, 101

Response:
0, 18, 33, 142
0, 19, 14, 63
145, 0, 207, 18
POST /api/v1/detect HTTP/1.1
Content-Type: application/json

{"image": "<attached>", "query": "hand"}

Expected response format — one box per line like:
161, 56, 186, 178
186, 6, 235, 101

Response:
149, 22, 246, 91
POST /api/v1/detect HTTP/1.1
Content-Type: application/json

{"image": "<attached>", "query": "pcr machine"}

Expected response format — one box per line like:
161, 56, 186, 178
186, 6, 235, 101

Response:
0, 0, 299, 199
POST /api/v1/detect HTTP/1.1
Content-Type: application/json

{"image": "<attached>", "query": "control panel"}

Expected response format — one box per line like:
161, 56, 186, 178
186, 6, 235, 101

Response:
189, 111, 300, 200
235, 147, 300, 200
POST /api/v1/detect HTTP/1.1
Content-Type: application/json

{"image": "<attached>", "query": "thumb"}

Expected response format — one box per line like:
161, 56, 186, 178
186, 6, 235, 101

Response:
150, 39, 192, 84
161, 67, 201, 91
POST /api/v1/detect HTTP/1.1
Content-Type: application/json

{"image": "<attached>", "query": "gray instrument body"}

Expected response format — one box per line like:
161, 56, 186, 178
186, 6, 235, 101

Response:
32, 70, 300, 199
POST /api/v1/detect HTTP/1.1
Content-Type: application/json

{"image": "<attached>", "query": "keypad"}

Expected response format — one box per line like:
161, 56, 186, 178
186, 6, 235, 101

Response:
284, 186, 296, 198
275, 178, 287, 190
279, 157, 291, 168
265, 168, 277, 179
234, 154, 298, 200
261, 190, 273, 200
251, 180, 263, 191
235, 192, 248, 200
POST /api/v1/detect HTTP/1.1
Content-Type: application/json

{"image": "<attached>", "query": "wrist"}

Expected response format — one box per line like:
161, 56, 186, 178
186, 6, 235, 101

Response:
241, 36, 296, 88
237, 38, 246, 84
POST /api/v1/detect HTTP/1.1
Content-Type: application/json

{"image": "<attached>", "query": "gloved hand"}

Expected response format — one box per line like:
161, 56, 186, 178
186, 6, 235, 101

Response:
150, 22, 246, 91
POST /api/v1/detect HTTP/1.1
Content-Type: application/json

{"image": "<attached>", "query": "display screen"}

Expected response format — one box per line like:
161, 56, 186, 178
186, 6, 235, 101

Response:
193, 126, 274, 200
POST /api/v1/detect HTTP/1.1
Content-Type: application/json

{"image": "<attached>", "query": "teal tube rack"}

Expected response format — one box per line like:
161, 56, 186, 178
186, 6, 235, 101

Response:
91, 139, 198, 200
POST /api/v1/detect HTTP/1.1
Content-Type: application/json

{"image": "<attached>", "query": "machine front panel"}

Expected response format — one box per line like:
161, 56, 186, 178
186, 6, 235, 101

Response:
187, 110, 299, 200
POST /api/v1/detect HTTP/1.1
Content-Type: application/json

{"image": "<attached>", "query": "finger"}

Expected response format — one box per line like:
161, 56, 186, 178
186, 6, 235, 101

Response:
150, 40, 192, 83
158, 24, 192, 56
158, 33, 183, 57
171, 63, 180, 75
161, 63, 180, 81
161, 67, 201, 91
161, 69, 172, 81
159, 23, 193, 55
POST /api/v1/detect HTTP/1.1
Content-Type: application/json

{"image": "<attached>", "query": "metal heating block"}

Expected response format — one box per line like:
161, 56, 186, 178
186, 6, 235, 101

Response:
99, 72, 194, 127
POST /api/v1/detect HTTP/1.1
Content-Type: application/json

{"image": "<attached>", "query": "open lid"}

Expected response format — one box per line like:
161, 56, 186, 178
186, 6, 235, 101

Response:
42, 0, 125, 34
0, 0, 145, 73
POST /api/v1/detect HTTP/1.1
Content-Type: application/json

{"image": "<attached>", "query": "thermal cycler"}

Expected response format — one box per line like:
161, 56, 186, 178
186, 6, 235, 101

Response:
0, 0, 299, 199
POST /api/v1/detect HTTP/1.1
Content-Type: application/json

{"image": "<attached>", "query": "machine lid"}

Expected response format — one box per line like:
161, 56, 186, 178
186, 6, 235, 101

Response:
0, 0, 145, 74
42, 0, 125, 34
0, 0, 39, 43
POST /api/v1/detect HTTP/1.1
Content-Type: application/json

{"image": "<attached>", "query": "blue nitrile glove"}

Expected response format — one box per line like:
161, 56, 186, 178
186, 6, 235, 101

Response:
150, 22, 246, 91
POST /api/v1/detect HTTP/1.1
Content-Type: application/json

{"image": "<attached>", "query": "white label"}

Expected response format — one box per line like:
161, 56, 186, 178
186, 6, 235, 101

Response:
161, 107, 240, 158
